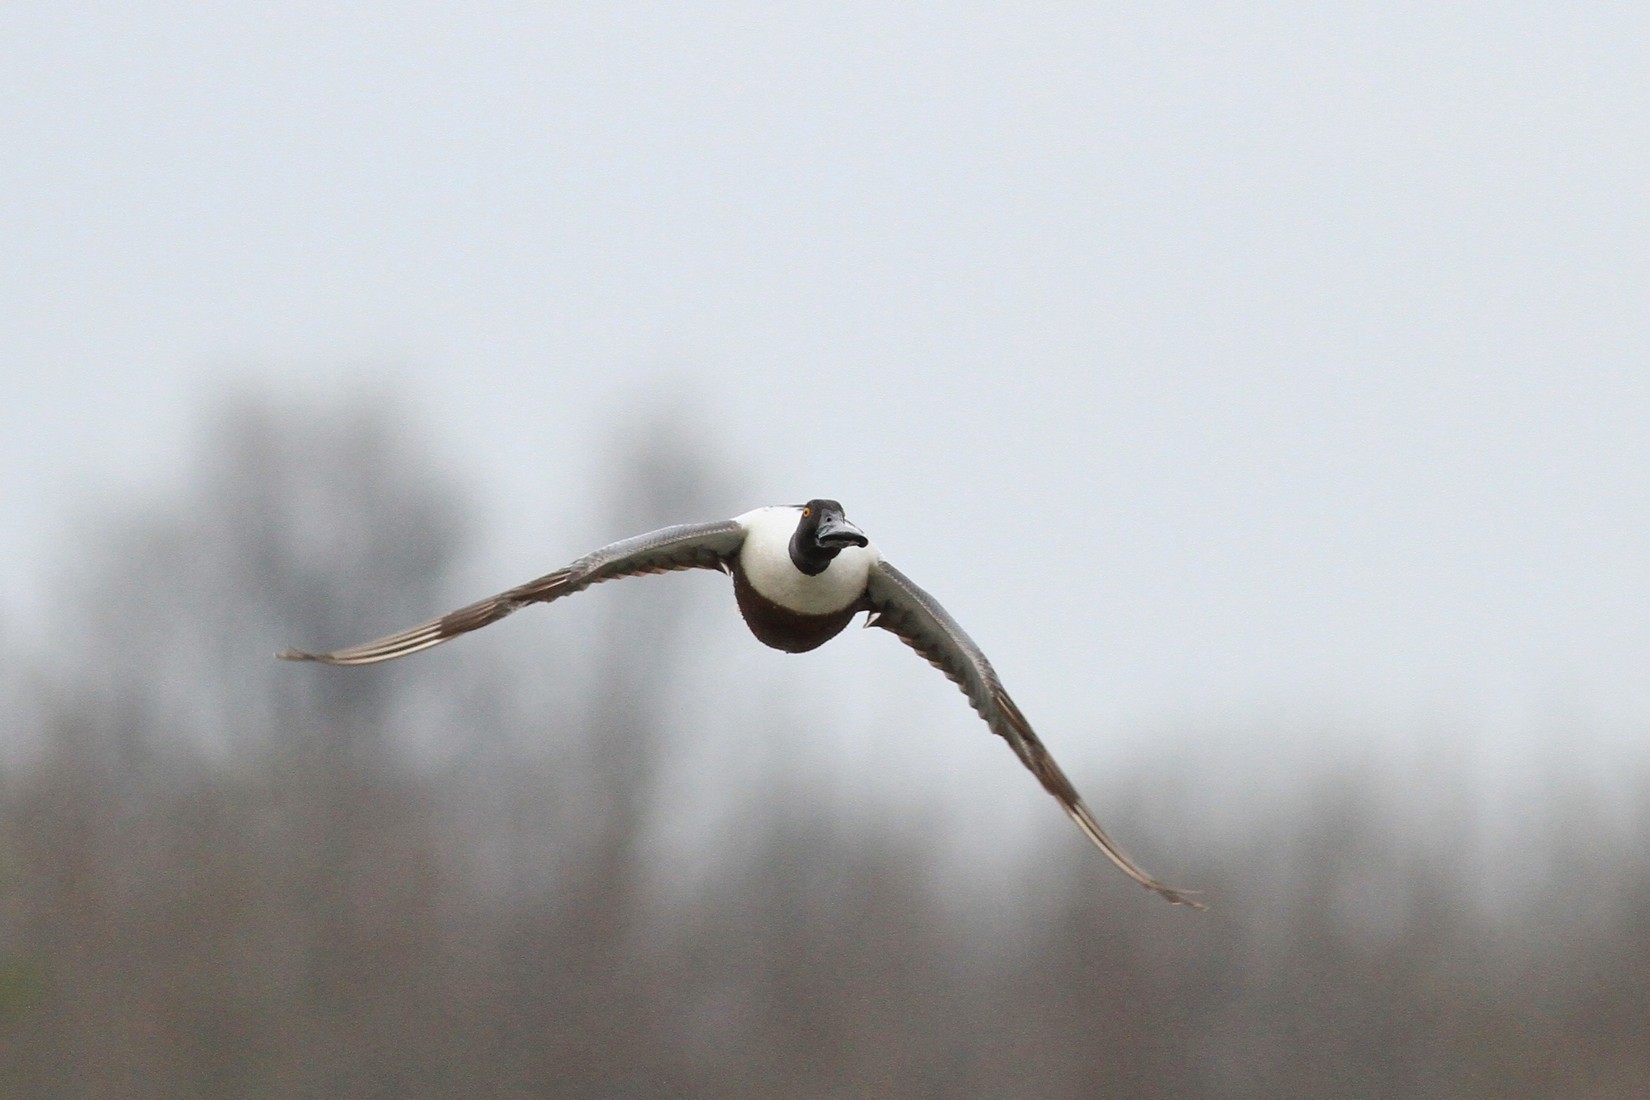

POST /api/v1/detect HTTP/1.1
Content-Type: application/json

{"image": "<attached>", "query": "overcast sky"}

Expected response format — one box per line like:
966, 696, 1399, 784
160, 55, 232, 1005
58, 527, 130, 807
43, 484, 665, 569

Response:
5, 5, 1647, 793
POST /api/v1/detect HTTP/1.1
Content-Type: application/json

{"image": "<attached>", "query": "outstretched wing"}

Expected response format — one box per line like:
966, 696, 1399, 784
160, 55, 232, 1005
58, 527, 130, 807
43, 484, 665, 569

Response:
279, 519, 747, 666
864, 559, 1202, 908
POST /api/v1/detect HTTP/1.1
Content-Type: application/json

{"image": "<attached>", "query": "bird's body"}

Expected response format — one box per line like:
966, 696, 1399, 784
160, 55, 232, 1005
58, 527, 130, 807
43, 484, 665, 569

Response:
280, 499, 1200, 907
730, 505, 877, 652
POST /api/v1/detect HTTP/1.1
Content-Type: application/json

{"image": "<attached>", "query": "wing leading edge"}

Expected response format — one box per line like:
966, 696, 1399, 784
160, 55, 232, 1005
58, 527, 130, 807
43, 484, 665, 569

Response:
864, 559, 1202, 908
278, 519, 747, 666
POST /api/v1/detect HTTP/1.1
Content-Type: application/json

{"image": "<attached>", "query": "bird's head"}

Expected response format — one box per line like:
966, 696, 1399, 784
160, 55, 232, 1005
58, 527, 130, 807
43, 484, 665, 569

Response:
789, 499, 868, 575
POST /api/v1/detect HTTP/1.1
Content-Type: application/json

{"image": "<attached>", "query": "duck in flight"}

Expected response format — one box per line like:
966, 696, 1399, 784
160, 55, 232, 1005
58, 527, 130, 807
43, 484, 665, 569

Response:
280, 499, 1200, 907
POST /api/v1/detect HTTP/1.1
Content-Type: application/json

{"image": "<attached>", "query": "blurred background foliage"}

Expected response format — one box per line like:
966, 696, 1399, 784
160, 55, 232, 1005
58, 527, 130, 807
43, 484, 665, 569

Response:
1, 394, 1645, 1099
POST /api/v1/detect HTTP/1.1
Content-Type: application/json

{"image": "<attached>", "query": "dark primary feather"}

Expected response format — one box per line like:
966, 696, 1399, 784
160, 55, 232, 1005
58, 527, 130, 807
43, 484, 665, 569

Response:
278, 519, 746, 666
864, 559, 1202, 908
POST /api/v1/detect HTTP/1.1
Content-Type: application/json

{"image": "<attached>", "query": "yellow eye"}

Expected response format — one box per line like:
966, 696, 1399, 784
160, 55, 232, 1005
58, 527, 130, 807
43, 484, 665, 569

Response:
801, 506, 812, 518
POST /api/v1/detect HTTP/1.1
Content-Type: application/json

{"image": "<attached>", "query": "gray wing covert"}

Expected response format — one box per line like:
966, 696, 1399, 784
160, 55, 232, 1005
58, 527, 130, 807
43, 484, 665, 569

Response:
278, 519, 746, 666
864, 559, 1202, 908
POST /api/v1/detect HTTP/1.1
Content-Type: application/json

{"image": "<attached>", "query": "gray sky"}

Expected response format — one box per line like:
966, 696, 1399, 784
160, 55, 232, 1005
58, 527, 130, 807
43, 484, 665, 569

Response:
5, 5, 1647, 791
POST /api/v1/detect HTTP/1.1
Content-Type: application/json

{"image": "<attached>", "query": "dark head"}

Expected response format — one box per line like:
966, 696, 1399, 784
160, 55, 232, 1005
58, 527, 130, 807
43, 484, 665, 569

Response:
789, 498, 868, 576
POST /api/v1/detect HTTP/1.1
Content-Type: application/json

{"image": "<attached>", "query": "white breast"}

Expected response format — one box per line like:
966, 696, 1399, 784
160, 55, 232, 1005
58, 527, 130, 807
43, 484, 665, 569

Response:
734, 506, 879, 615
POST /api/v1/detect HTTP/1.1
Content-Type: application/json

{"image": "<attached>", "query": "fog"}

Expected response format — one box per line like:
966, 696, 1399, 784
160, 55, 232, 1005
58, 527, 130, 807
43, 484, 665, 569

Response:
2, 5, 1647, 1095
2, 397, 1646, 1096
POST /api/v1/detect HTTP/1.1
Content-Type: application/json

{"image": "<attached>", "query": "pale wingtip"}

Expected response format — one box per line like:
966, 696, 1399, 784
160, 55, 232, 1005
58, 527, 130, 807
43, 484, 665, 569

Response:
1157, 886, 1208, 911
276, 648, 318, 662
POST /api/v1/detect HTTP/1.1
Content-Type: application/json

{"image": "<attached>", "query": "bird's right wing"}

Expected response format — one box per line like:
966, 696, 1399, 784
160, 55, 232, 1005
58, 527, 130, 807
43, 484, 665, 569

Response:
278, 519, 747, 666
865, 559, 1202, 908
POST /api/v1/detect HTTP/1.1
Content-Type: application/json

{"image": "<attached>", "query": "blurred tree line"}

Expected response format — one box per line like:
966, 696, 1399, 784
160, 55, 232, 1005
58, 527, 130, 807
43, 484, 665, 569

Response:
1, 394, 1646, 1098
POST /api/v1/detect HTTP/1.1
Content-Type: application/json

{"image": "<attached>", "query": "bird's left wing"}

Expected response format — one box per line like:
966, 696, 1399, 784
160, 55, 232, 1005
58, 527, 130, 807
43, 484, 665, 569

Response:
864, 559, 1202, 908
279, 519, 747, 666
